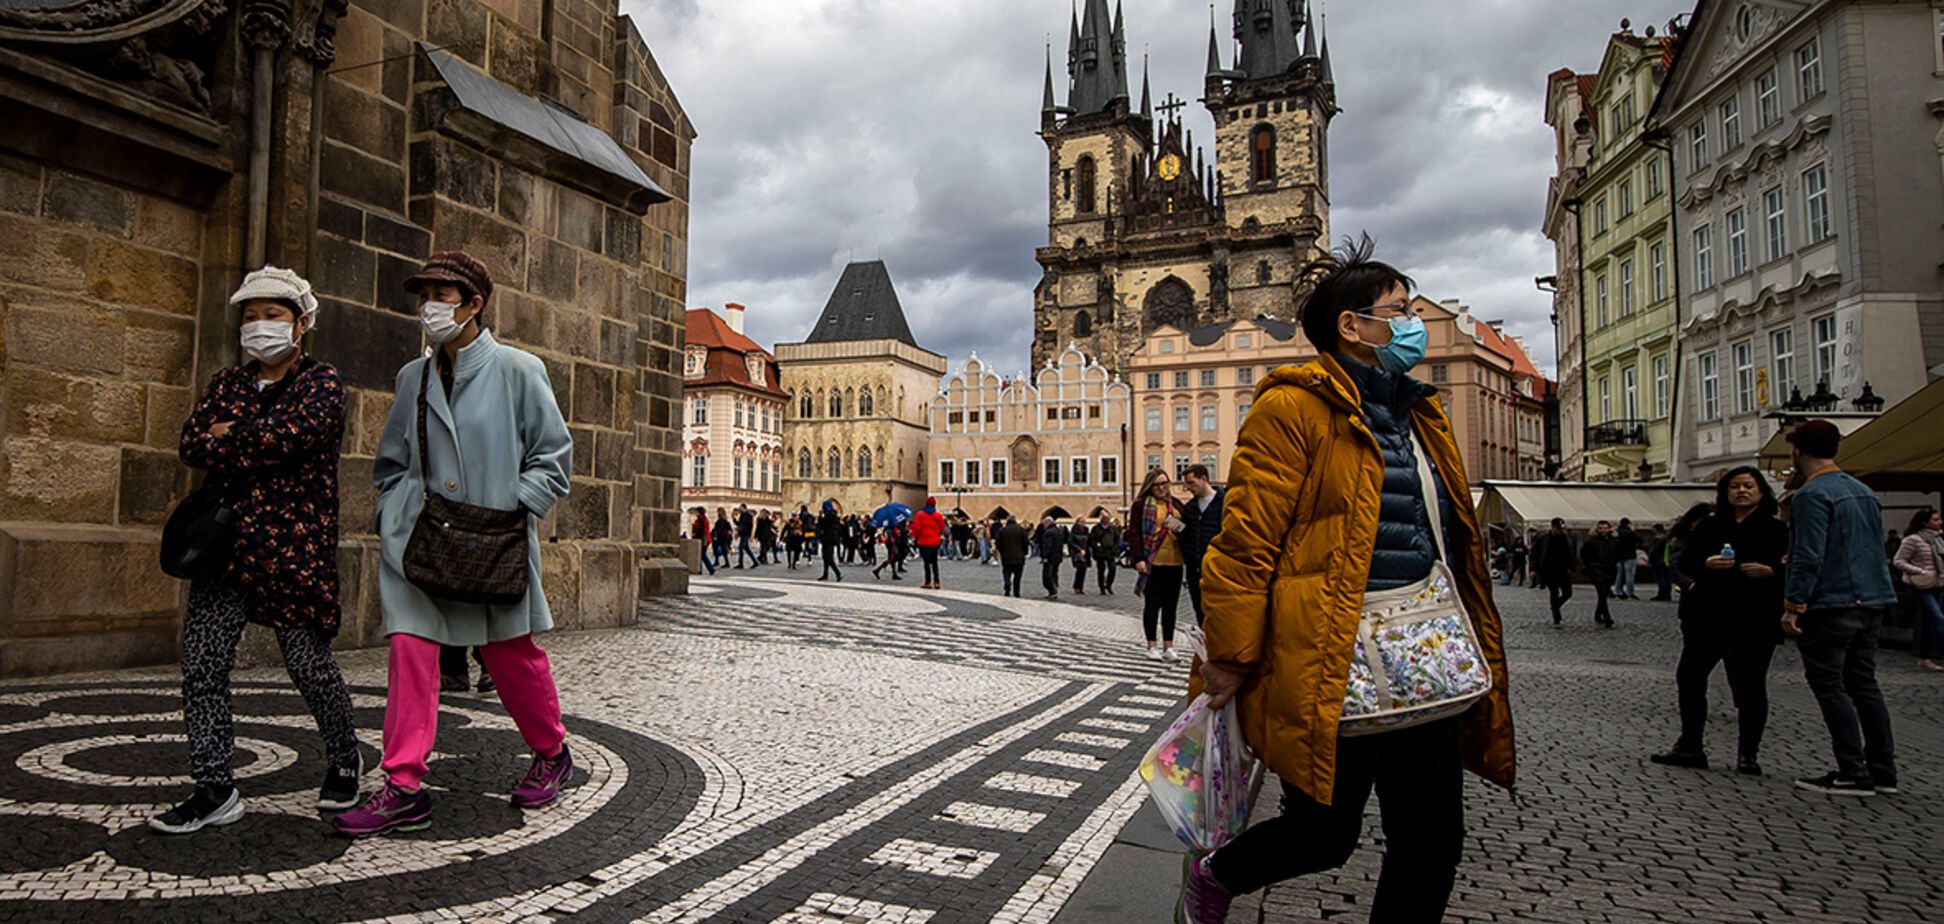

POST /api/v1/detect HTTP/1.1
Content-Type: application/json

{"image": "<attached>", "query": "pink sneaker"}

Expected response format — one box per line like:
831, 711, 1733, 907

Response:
511, 742, 573, 808
1176, 851, 1233, 924
332, 782, 431, 837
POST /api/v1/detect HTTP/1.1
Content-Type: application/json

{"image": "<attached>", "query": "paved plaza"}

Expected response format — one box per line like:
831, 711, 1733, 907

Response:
0, 554, 1939, 922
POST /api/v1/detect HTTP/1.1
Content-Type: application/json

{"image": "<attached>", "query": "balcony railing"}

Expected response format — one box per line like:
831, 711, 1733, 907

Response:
1586, 419, 1649, 449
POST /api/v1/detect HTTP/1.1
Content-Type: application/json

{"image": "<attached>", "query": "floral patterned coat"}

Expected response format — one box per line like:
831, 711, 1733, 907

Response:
1189, 355, 1514, 805
178, 356, 345, 635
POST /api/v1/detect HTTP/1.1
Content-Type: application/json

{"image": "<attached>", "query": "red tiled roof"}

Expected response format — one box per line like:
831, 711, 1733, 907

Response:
1473, 321, 1553, 394
685, 308, 784, 397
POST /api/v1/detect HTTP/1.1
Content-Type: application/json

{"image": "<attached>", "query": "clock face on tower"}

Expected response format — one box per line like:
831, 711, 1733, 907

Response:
1157, 154, 1183, 182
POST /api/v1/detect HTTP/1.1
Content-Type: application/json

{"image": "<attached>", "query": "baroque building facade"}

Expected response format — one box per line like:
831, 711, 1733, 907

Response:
1543, 68, 1596, 480
928, 346, 1130, 523
1577, 26, 1680, 483
1033, 0, 1336, 376
0, 0, 693, 676
1652, 0, 1944, 480
778, 261, 945, 515
682, 305, 784, 516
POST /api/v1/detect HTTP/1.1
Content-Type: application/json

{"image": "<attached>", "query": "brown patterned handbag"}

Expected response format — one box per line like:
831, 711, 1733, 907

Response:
402, 360, 531, 605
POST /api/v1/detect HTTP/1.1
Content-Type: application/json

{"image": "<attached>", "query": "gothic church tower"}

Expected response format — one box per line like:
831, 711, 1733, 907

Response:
1033, 0, 1336, 374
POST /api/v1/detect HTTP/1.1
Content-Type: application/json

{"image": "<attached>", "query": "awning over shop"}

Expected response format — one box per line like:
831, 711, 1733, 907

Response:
1835, 377, 1944, 492
1755, 413, 1877, 474
1474, 481, 1716, 532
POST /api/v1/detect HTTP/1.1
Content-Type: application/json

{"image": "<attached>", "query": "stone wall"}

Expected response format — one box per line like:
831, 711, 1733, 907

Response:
0, 0, 693, 677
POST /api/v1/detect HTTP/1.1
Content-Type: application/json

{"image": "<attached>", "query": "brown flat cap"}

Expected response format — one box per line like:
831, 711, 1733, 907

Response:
404, 251, 493, 302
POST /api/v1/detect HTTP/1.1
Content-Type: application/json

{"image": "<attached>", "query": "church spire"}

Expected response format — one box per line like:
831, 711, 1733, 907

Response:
1205, 5, 1223, 77
1067, 0, 1130, 115
1233, 0, 1304, 79
1319, 13, 1334, 85
1301, 0, 1317, 58
1139, 53, 1152, 120
1043, 42, 1058, 113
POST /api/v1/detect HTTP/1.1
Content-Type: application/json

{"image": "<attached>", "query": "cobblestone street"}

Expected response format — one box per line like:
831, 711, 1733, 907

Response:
1, 555, 1940, 922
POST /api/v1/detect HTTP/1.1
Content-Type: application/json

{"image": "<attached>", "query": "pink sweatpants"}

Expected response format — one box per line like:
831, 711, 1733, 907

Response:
380, 633, 567, 790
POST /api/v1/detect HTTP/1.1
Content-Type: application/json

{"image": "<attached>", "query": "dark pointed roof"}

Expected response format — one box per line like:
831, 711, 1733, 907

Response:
1067, 0, 1129, 115
1233, 0, 1308, 80
1043, 44, 1057, 112
806, 261, 920, 348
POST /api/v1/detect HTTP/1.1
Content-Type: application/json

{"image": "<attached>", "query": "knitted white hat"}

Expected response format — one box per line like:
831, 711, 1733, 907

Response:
228, 265, 319, 329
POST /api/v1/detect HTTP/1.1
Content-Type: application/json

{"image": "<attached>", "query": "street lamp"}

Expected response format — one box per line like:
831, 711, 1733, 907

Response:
1852, 381, 1885, 413
1807, 381, 1839, 413
1637, 459, 1654, 482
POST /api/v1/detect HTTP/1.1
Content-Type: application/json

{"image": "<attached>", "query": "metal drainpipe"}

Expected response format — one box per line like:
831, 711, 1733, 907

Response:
1563, 192, 1588, 481
247, 44, 274, 268
305, 62, 325, 278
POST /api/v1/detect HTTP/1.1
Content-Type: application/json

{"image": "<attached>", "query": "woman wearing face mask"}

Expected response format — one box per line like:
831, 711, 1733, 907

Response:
151, 267, 362, 835
333, 252, 575, 837
1177, 236, 1513, 924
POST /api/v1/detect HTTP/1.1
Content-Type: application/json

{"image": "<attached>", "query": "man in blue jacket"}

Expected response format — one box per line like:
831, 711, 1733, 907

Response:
1781, 420, 1898, 797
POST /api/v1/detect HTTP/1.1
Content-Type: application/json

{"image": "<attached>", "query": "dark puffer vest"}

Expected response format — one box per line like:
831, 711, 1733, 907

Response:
1339, 356, 1452, 591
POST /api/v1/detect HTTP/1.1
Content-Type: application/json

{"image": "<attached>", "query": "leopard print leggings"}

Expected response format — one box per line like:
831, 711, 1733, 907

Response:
182, 582, 359, 787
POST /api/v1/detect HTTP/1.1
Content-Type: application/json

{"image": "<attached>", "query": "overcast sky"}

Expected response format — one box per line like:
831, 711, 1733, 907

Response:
623, 0, 1695, 377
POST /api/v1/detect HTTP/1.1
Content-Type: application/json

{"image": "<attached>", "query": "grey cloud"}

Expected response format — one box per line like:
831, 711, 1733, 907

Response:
625, 0, 1695, 376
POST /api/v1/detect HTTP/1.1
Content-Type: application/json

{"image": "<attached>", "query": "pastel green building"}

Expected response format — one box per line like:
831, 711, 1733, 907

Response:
1577, 27, 1678, 482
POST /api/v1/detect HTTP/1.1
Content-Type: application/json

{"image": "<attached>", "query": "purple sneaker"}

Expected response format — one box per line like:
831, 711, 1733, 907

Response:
1176, 851, 1233, 924
331, 782, 432, 837
511, 742, 573, 808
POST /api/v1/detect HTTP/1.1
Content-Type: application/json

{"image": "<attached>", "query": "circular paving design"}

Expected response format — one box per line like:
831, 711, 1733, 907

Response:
0, 680, 703, 921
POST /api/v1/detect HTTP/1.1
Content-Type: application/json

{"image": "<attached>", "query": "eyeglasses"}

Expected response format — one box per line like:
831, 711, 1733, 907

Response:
1351, 302, 1418, 320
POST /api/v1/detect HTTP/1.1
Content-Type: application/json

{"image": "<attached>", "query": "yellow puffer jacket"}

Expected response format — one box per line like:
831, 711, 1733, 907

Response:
1191, 355, 1515, 804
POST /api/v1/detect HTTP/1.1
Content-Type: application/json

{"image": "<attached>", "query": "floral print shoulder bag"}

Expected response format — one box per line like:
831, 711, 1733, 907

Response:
1339, 435, 1493, 736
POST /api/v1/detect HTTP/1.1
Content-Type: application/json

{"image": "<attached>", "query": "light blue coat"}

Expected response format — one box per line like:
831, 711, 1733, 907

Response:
373, 332, 573, 644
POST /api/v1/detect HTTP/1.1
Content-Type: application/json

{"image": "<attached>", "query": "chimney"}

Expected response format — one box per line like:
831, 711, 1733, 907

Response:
725, 302, 746, 335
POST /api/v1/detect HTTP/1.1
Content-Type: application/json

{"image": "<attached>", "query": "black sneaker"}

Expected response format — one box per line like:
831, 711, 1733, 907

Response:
1650, 749, 1708, 770
476, 674, 496, 694
1875, 779, 1899, 794
318, 752, 364, 810
1793, 772, 1874, 797
440, 673, 469, 693
148, 784, 243, 834
1736, 756, 1762, 776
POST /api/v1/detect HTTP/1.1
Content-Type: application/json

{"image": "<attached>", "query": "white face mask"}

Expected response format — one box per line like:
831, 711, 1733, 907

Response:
240, 319, 298, 364
420, 300, 469, 344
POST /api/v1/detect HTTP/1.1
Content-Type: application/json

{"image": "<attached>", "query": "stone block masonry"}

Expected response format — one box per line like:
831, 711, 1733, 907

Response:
0, 0, 695, 676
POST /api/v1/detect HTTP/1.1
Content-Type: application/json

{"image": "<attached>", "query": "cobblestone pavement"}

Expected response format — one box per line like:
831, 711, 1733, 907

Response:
0, 553, 1939, 923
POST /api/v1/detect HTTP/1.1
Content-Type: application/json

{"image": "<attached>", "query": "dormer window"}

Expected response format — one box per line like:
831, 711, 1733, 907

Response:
683, 348, 705, 379
745, 355, 765, 386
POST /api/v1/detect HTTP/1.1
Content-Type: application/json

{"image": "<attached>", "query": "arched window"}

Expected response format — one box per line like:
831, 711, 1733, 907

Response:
828, 447, 843, 478
1250, 125, 1276, 185
859, 389, 875, 416
844, 388, 855, 417
799, 392, 813, 419
798, 448, 811, 478
1077, 155, 1097, 213
1143, 276, 1196, 332
1074, 310, 1092, 337
857, 446, 873, 478
828, 390, 843, 417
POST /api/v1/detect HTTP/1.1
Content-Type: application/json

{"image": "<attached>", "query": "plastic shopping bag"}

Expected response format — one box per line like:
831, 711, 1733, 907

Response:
1138, 693, 1262, 852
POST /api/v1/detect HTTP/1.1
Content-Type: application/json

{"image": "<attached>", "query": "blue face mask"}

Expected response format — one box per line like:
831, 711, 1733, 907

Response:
1356, 313, 1428, 375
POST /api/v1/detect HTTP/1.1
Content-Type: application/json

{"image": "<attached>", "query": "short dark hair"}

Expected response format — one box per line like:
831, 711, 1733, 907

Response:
1596, 519, 1612, 527
1184, 464, 1211, 480
1298, 233, 1417, 353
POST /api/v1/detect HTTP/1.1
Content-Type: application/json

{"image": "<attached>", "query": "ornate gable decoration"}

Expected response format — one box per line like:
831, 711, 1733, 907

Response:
1122, 113, 1219, 235
1709, 2, 1791, 79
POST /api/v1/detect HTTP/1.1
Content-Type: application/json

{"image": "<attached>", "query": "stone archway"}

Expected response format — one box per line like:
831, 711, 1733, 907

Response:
1143, 277, 1195, 332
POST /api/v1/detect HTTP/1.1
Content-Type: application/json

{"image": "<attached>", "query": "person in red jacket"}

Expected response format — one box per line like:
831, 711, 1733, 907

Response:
913, 497, 947, 589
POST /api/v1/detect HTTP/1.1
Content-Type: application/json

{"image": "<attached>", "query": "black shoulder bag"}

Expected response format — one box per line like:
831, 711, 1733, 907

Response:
160, 485, 237, 580
401, 359, 531, 605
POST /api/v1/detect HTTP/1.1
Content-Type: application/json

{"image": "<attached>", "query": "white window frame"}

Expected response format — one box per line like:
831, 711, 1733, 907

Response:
1099, 456, 1119, 485
1734, 339, 1756, 415
1653, 353, 1670, 418
1618, 177, 1633, 217
1798, 38, 1823, 100
1594, 195, 1608, 234
1236, 366, 1255, 387
1646, 157, 1664, 198
939, 459, 955, 486
1757, 68, 1780, 127
1173, 405, 1191, 432
1763, 186, 1787, 262
1173, 454, 1190, 478
1595, 273, 1609, 327
1689, 122, 1708, 173
1173, 371, 1189, 388
1070, 456, 1089, 486
964, 459, 981, 487
1770, 329, 1795, 403
1599, 375, 1612, 423
1812, 313, 1837, 388
1650, 242, 1667, 302
691, 453, 706, 487
990, 458, 1008, 486
1200, 405, 1218, 432
693, 397, 709, 425
1699, 352, 1720, 420
1199, 369, 1217, 388
1145, 372, 1161, 389
1727, 206, 1749, 276
1620, 260, 1635, 316
1622, 365, 1639, 420
1694, 224, 1714, 290
1145, 407, 1163, 434
1803, 164, 1830, 243
1145, 454, 1162, 475
1042, 456, 1062, 486
1720, 97, 1742, 150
